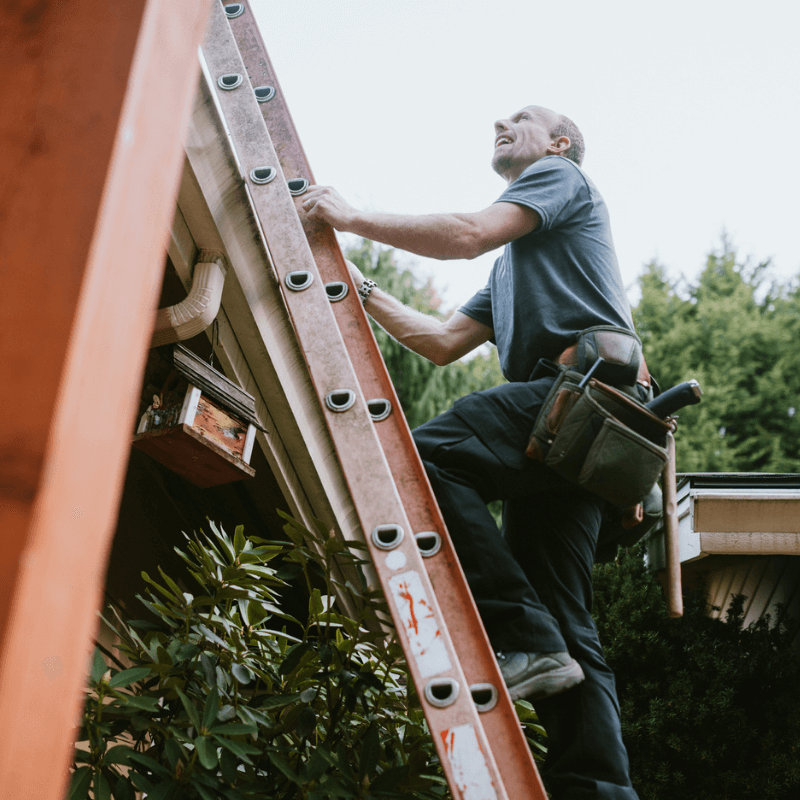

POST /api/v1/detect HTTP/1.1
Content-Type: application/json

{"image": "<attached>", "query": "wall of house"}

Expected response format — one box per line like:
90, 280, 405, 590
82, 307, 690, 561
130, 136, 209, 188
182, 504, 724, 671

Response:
686, 554, 800, 648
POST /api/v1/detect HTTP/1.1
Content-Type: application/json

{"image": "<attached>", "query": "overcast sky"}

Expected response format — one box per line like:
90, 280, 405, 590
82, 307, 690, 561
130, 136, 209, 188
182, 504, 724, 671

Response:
252, 0, 800, 309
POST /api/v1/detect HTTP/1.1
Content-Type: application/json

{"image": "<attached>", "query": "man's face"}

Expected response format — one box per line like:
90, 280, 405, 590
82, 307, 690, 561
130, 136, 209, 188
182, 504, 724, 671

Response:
491, 106, 560, 183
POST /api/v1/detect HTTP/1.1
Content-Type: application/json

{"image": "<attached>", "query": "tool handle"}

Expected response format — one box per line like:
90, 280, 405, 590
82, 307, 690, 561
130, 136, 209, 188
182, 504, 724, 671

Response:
647, 379, 702, 419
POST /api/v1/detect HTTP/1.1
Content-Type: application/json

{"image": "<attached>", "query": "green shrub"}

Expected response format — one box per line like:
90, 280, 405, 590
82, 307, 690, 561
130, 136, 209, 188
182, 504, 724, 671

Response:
70, 514, 451, 800
593, 546, 800, 800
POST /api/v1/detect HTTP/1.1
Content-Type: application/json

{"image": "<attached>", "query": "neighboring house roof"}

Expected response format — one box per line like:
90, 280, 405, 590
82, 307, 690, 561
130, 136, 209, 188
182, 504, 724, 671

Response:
647, 473, 800, 642
648, 473, 800, 569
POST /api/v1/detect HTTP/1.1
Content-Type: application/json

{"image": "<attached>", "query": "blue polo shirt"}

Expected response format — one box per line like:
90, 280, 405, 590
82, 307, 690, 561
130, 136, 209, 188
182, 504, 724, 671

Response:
460, 156, 634, 383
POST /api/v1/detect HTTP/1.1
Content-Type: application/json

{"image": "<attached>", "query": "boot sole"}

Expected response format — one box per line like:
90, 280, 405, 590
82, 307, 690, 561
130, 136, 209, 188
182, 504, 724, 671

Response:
507, 660, 586, 701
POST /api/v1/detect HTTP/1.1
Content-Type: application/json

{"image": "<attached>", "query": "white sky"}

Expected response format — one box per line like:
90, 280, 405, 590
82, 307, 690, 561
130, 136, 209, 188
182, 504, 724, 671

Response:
252, 0, 800, 310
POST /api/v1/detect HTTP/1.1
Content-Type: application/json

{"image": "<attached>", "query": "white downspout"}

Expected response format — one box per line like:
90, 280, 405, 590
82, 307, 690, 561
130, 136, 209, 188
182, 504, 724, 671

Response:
151, 250, 228, 347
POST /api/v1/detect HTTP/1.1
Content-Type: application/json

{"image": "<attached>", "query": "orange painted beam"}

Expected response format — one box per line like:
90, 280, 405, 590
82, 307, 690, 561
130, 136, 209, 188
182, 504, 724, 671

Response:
0, 1, 210, 798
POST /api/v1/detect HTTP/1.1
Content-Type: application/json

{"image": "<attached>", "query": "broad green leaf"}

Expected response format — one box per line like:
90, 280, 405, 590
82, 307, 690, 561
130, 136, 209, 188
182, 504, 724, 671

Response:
108, 666, 151, 689
102, 745, 132, 766
309, 588, 324, 617
116, 694, 159, 712
231, 663, 253, 685
128, 770, 154, 794
276, 563, 303, 582
201, 685, 220, 730
141, 571, 179, 604
369, 765, 410, 793
195, 736, 218, 770
215, 737, 256, 765
157, 567, 186, 605
163, 739, 184, 772
306, 747, 330, 782
259, 692, 300, 709
93, 771, 112, 800
233, 525, 246, 555
299, 687, 317, 703
126, 752, 172, 778
196, 624, 230, 651
278, 642, 311, 675
112, 776, 135, 800
192, 780, 218, 800
67, 767, 92, 800
358, 724, 380, 780
175, 688, 200, 730
90, 648, 107, 684
295, 706, 316, 738
199, 653, 217, 687
208, 721, 257, 736
266, 751, 300, 783
219, 748, 238, 784
192, 781, 217, 800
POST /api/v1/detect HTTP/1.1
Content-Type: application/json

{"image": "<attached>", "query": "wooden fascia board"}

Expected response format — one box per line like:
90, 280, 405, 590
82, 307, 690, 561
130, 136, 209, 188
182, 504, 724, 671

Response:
169, 175, 332, 532
648, 487, 800, 570
694, 493, 800, 555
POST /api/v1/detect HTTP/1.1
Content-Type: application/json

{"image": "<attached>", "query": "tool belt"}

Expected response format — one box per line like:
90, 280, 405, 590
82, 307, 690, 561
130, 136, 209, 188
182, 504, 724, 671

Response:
526, 327, 672, 508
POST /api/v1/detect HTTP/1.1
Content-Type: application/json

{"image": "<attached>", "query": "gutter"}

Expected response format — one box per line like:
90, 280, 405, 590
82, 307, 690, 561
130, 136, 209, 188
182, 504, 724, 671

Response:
151, 250, 228, 347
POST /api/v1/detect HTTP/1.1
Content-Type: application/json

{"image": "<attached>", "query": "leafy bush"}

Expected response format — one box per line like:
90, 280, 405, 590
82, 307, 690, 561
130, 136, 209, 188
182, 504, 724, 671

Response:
70, 515, 451, 800
593, 546, 800, 799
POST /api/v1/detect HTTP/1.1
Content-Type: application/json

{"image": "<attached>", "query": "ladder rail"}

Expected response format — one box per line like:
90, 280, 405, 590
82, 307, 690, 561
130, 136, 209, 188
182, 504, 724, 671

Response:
225, 5, 547, 799
202, 5, 512, 798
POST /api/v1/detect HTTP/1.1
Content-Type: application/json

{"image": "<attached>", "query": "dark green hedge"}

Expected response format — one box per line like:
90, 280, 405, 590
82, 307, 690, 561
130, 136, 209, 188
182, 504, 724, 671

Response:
593, 547, 800, 799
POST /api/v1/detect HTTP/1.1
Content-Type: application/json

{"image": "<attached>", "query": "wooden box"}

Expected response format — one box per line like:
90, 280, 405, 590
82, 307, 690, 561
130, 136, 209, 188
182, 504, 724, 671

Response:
132, 345, 263, 488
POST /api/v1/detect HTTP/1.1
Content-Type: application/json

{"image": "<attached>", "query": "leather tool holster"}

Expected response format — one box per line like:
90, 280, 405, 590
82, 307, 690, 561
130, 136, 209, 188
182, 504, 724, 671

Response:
526, 327, 670, 508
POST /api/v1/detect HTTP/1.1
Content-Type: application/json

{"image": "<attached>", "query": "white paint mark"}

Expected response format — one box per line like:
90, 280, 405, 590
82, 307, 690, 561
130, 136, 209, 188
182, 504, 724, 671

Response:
42, 656, 63, 682
384, 550, 407, 571
387, 570, 450, 678
440, 723, 498, 800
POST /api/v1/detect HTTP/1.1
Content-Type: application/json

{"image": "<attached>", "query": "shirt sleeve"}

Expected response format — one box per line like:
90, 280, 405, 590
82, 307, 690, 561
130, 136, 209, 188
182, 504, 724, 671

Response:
459, 283, 493, 330
495, 157, 591, 232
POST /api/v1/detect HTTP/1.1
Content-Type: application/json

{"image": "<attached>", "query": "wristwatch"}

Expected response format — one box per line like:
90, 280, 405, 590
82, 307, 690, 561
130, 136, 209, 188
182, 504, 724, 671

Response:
357, 278, 377, 305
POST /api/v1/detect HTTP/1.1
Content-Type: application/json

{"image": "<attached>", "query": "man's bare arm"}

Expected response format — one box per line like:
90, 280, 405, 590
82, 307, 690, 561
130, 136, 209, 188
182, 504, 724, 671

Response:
346, 261, 493, 365
304, 187, 539, 260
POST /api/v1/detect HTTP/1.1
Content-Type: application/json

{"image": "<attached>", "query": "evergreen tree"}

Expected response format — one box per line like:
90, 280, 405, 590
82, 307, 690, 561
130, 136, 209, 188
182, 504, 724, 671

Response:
633, 240, 800, 472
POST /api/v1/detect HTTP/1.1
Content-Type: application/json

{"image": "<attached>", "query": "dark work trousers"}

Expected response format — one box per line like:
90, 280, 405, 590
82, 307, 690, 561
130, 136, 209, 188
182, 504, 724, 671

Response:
413, 377, 639, 800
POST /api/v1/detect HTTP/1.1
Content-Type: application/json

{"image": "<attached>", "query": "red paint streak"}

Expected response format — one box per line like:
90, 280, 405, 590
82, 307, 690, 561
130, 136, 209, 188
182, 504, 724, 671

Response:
441, 728, 454, 755
398, 581, 419, 635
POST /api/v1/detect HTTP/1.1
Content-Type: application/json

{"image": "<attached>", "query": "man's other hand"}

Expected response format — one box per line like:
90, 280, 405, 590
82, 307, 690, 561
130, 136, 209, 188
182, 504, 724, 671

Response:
303, 185, 355, 231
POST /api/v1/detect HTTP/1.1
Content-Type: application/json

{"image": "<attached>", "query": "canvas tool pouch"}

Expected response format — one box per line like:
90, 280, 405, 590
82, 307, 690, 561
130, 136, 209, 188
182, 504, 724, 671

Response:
526, 372, 672, 508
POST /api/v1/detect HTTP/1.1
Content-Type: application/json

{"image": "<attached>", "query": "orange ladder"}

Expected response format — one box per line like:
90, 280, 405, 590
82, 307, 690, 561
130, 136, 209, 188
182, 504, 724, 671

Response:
203, 3, 548, 798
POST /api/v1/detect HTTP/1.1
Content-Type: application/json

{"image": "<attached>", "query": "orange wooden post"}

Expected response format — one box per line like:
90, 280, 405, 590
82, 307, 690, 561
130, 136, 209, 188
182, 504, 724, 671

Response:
0, 1, 210, 798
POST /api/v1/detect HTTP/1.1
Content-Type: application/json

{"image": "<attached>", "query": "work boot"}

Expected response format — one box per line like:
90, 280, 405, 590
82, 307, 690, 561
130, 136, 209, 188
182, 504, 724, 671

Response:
496, 651, 585, 701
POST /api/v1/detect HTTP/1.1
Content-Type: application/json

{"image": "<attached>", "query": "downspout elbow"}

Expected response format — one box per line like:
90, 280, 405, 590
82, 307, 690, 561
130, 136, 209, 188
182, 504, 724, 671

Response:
151, 251, 228, 347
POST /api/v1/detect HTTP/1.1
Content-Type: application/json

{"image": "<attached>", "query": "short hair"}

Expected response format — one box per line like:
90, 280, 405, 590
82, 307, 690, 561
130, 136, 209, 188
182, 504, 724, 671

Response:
549, 114, 585, 166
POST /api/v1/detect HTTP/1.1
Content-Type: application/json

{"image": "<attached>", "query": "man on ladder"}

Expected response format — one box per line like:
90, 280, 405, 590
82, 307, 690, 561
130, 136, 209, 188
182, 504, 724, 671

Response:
303, 105, 643, 799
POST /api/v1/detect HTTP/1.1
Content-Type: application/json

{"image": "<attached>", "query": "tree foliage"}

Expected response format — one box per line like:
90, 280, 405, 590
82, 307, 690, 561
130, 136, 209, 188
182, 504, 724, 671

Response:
345, 240, 505, 428
593, 546, 800, 799
633, 240, 800, 472
71, 518, 450, 800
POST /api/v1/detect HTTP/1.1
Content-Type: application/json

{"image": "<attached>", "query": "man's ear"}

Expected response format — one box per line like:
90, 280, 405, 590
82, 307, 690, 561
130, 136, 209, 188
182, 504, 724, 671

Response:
549, 135, 571, 156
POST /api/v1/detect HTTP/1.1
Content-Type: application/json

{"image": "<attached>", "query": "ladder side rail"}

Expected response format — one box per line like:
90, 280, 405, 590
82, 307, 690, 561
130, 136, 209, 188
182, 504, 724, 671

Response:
202, 6, 510, 799
225, 4, 546, 797
166, 192, 366, 624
